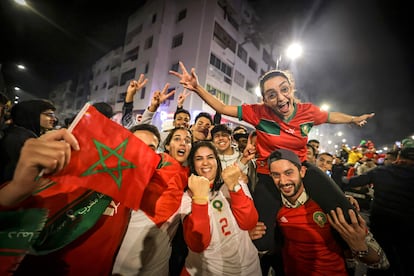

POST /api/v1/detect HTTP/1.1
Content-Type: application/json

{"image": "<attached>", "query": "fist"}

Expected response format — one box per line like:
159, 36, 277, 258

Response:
222, 165, 241, 190
188, 174, 210, 197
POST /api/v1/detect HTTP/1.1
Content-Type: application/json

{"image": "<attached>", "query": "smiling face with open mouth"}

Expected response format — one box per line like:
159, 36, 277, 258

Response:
165, 128, 192, 165
262, 76, 294, 119
269, 159, 306, 202
193, 146, 218, 182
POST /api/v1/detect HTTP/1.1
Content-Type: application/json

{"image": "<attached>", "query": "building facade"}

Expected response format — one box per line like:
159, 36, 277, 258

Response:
91, 0, 276, 129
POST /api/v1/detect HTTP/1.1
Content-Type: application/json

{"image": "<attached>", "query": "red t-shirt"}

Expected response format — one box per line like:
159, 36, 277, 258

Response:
238, 102, 328, 174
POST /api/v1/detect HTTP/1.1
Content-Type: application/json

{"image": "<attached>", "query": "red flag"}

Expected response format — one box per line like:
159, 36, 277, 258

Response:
50, 104, 160, 210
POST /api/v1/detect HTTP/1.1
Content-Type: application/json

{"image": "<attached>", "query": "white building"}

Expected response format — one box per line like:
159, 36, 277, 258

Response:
90, 0, 276, 129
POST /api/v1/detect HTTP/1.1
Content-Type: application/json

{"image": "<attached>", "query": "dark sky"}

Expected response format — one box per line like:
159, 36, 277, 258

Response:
1, 0, 413, 147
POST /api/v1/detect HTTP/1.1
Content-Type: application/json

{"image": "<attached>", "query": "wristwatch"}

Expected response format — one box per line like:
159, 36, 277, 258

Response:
352, 249, 369, 258
233, 184, 242, 192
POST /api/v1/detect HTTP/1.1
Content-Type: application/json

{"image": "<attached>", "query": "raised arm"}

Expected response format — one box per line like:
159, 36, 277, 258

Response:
122, 74, 148, 127
139, 83, 176, 125
328, 112, 375, 127
176, 88, 190, 110
169, 61, 238, 117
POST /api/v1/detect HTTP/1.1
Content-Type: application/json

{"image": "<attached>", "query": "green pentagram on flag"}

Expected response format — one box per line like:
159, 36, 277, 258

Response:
81, 138, 136, 189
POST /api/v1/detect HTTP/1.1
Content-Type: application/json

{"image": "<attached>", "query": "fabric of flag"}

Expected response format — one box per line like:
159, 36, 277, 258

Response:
140, 153, 189, 227
50, 104, 160, 210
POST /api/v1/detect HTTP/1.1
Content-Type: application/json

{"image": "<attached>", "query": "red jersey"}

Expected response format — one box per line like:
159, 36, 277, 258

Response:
238, 102, 328, 174
277, 199, 347, 275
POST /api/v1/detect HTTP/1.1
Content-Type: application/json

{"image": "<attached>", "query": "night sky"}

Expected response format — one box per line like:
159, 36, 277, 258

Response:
1, 0, 413, 148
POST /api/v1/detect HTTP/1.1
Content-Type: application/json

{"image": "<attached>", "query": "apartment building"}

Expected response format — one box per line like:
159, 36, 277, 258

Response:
90, 0, 276, 129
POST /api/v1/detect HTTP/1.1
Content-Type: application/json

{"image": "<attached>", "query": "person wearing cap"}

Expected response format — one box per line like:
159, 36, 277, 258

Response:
170, 62, 375, 273
267, 149, 388, 275
347, 138, 414, 275
211, 124, 253, 173
232, 125, 249, 153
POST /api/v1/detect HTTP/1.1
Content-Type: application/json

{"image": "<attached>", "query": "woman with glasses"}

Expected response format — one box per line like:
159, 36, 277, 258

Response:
170, 62, 374, 275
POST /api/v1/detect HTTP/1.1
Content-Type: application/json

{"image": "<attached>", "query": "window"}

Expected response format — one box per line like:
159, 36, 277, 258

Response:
144, 62, 149, 74
251, 35, 260, 50
140, 87, 146, 99
227, 14, 239, 30
144, 36, 153, 49
171, 33, 183, 48
152, 13, 157, 24
117, 92, 126, 103
94, 85, 98, 91
206, 84, 229, 104
171, 62, 179, 72
213, 22, 236, 52
102, 82, 107, 89
209, 53, 233, 77
234, 70, 245, 87
237, 44, 247, 63
262, 49, 276, 68
177, 9, 187, 22
123, 46, 139, 62
246, 80, 254, 94
248, 57, 257, 72
104, 65, 110, 71
125, 24, 142, 44
120, 69, 136, 86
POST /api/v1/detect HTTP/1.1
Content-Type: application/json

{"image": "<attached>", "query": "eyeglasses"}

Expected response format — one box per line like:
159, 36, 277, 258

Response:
41, 112, 56, 118
264, 85, 291, 101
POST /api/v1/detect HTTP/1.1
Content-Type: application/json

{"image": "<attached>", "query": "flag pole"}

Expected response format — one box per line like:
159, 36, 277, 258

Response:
35, 102, 91, 180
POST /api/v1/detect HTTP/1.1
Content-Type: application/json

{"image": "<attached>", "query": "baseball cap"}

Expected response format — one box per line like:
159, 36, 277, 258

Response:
233, 125, 249, 141
210, 124, 232, 138
268, 148, 302, 168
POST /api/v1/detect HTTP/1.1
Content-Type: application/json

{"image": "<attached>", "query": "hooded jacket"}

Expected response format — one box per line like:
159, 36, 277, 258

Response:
0, 100, 55, 183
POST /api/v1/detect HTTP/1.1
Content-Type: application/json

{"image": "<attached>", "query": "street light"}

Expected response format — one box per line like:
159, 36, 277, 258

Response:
14, 0, 27, 6
285, 43, 303, 60
17, 64, 26, 71
276, 42, 304, 70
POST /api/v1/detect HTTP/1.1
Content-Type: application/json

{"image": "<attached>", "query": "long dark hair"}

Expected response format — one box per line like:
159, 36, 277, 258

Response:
188, 141, 223, 191
163, 126, 192, 154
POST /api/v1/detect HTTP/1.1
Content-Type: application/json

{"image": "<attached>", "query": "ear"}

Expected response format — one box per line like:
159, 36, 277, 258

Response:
299, 165, 307, 178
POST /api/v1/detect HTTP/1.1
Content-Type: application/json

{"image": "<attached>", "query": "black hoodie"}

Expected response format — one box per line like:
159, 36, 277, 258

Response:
0, 100, 55, 183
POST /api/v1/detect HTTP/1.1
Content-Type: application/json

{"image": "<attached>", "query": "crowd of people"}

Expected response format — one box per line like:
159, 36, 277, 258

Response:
0, 61, 412, 276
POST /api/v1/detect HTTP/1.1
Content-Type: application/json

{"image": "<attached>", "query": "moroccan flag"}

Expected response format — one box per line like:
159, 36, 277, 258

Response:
49, 103, 160, 210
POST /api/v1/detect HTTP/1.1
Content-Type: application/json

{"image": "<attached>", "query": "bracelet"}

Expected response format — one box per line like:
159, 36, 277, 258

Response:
192, 196, 209, 201
351, 249, 369, 258
350, 116, 355, 123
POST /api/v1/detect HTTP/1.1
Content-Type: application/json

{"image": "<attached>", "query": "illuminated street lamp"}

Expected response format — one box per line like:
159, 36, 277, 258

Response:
285, 43, 303, 61
276, 42, 304, 69
14, 0, 27, 6
17, 64, 26, 70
